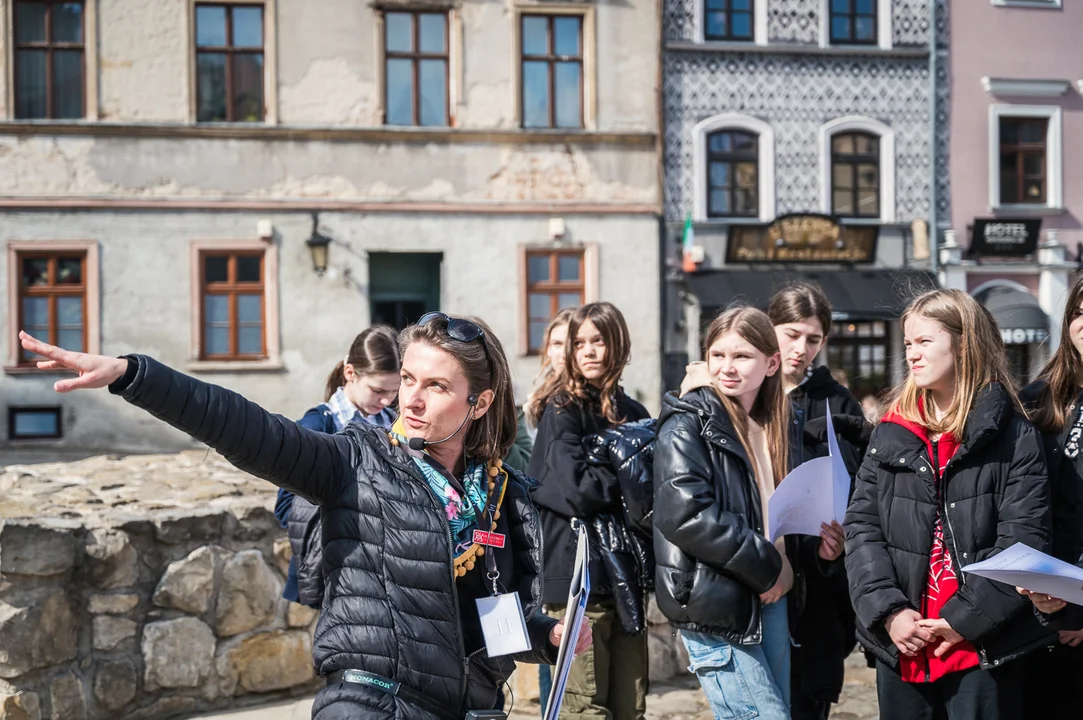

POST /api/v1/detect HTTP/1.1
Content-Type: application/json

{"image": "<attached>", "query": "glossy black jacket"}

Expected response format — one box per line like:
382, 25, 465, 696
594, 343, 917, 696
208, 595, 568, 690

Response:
110, 356, 557, 720
653, 388, 808, 644
844, 383, 1055, 671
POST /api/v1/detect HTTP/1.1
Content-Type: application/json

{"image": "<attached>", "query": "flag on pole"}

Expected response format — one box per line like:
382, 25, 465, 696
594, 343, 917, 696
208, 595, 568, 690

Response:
681, 213, 697, 272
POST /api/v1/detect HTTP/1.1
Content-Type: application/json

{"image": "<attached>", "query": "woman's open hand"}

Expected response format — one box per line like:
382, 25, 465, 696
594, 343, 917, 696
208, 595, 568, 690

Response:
1017, 587, 1069, 614
19, 331, 128, 393
549, 614, 593, 658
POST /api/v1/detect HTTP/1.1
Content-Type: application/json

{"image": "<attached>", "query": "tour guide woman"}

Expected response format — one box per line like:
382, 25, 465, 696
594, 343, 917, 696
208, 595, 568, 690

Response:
19, 314, 590, 720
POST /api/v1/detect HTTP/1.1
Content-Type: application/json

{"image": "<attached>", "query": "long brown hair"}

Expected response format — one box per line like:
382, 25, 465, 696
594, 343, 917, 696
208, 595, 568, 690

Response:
324, 325, 400, 401
527, 308, 577, 422
398, 315, 518, 461
1031, 277, 1083, 432
704, 307, 790, 486
887, 289, 1022, 439
533, 302, 632, 425
767, 281, 833, 336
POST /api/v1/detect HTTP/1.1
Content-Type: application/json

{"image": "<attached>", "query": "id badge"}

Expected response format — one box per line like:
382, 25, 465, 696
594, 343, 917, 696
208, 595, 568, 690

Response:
476, 592, 531, 657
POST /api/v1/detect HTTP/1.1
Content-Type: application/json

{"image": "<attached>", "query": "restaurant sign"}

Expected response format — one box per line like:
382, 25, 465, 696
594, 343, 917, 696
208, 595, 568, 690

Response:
726, 214, 878, 264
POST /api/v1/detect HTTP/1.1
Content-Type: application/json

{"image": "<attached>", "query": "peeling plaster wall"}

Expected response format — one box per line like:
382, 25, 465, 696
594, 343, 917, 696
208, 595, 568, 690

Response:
0, 211, 660, 451
594, 0, 659, 132
98, 0, 191, 121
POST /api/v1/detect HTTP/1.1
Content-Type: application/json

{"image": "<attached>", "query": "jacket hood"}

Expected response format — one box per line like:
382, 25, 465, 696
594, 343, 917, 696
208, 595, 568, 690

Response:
659, 387, 718, 426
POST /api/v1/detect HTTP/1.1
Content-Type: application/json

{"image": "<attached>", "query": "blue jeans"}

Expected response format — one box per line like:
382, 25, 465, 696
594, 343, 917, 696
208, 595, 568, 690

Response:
681, 600, 790, 720
539, 663, 552, 716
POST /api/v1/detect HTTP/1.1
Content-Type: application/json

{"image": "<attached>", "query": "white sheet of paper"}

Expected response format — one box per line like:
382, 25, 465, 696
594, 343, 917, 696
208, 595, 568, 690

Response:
767, 411, 851, 541
544, 525, 591, 720
476, 592, 531, 657
961, 542, 1083, 606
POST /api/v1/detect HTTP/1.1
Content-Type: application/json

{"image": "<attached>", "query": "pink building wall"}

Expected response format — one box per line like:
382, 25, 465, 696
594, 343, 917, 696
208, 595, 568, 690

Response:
949, 1, 1083, 249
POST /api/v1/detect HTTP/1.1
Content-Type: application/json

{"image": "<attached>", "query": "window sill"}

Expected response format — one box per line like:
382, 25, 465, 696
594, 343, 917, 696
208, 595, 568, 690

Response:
990, 205, 1066, 217
185, 359, 286, 373
666, 40, 927, 58
992, 0, 1061, 9
3, 365, 77, 376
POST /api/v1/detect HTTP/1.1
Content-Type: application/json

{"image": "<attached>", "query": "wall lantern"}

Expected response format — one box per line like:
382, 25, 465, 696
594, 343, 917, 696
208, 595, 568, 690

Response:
305, 212, 333, 276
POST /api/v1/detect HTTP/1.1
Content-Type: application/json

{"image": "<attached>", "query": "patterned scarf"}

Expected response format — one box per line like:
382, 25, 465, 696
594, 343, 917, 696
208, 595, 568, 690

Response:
390, 419, 488, 557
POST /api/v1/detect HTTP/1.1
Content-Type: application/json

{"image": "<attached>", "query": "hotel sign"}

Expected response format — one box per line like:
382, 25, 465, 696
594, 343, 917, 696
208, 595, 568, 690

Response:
726, 214, 878, 264
970, 218, 1042, 257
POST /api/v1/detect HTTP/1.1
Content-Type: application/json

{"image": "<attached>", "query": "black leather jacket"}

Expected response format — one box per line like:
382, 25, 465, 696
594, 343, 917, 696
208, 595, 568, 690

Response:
653, 388, 808, 644
110, 355, 557, 720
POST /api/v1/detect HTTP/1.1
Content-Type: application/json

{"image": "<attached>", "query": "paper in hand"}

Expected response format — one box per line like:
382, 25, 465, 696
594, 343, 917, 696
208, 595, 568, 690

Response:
544, 525, 591, 720
962, 542, 1083, 606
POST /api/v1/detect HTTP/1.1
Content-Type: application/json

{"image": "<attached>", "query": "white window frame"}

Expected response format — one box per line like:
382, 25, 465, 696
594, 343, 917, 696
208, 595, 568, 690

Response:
820, 0, 892, 50
695, 0, 768, 45
693, 113, 775, 222
988, 104, 1063, 211
818, 115, 896, 222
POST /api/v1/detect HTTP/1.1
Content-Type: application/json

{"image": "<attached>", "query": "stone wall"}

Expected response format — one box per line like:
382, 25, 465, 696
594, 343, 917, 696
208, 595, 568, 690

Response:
0, 452, 320, 720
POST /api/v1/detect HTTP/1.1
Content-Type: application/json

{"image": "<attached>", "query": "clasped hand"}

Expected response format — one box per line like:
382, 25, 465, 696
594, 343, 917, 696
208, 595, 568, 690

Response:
885, 609, 963, 658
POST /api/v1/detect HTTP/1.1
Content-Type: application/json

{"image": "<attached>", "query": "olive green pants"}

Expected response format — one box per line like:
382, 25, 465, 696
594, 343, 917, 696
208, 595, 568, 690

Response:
547, 601, 648, 720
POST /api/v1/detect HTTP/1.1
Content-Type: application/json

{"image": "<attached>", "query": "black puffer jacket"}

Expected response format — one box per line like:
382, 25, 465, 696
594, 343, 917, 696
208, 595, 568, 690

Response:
529, 388, 650, 605
653, 388, 808, 644
289, 405, 336, 608
110, 356, 557, 720
845, 383, 1055, 670
791, 365, 864, 474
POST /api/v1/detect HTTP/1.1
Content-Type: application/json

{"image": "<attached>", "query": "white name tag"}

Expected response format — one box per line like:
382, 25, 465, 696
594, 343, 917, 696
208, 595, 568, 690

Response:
476, 593, 531, 657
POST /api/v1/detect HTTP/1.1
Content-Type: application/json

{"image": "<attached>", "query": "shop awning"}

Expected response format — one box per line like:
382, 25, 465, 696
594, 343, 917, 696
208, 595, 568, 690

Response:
973, 285, 1049, 344
684, 269, 940, 320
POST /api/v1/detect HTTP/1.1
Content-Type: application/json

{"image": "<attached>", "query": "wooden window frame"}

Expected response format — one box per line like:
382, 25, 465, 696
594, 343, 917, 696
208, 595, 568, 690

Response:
998, 117, 1048, 206
5, 240, 99, 373
828, 0, 877, 45
520, 246, 598, 356
11, 0, 86, 119
198, 251, 266, 360
193, 2, 266, 123
706, 129, 759, 218
519, 12, 584, 129
8, 406, 62, 440
382, 10, 449, 127
831, 131, 881, 218
188, 239, 280, 371
702, 0, 755, 42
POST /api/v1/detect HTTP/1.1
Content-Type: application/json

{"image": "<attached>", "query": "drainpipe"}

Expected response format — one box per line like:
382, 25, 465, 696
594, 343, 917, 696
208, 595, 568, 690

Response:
928, 0, 939, 277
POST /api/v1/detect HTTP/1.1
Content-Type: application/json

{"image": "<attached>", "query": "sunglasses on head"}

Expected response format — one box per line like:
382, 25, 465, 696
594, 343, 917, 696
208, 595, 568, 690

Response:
418, 312, 493, 373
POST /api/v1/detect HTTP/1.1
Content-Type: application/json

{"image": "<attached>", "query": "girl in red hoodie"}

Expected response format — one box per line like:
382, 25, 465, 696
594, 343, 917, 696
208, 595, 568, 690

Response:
845, 289, 1053, 720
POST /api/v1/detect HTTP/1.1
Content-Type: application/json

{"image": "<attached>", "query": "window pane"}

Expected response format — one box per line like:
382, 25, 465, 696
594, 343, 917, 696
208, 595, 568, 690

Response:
237, 294, 261, 325
22, 258, 49, 287
57, 296, 82, 326
232, 6, 263, 47
529, 293, 550, 319
529, 321, 547, 352
855, 134, 878, 154
831, 17, 851, 41
553, 17, 581, 56
195, 5, 227, 47
15, 49, 47, 119
733, 132, 757, 152
834, 190, 854, 214
204, 255, 228, 282
528, 255, 550, 284
558, 292, 580, 309
833, 134, 854, 154
709, 133, 732, 153
731, 11, 752, 38
522, 16, 548, 56
833, 163, 853, 189
709, 189, 730, 215
1023, 154, 1043, 176
236, 255, 261, 282
558, 255, 580, 282
855, 0, 874, 12
999, 120, 1019, 145
205, 326, 230, 355
57, 329, 83, 352
15, 2, 46, 42
832, 0, 850, 12
196, 53, 228, 121
419, 59, 447, 126
56, 258, 82, 284
22, 297, 49, 330
710, 162, 730, 188
736, 188, 757, 215
232, 53, 264, 121
735, 162, 756, 188
386, 13, 412, 52
385, 58, 413, 125
554, 62, 581, 128
205, 294, 229, 322
204, 295, 230, 355
733, 0, 751, 10
1000, 161, 1019, 204
238, 326, 263, 354
522, 61, 549, 128
12, 411, 59, 438
1020, 121, 1046, 143
419, 14, 446, 53
855, 17, 875, 41
857, 163, 879, 189
53, 3, 84, 43
705, 11, 727, 39
52, 50, 84, 119
858, 189, 879, 214
1025, 180, 1043, 201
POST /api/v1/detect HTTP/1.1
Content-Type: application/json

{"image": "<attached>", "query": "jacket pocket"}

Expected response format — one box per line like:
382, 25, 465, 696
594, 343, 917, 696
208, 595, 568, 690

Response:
681, 636, 759, 720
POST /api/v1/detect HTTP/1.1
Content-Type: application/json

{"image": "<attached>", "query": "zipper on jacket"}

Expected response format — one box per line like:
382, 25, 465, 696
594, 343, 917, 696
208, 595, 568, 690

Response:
933, 440, 968, 588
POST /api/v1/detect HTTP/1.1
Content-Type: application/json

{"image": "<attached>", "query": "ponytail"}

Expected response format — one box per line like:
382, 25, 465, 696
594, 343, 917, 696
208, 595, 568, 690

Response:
324, 326, 400, 402
324, 361, 347, 402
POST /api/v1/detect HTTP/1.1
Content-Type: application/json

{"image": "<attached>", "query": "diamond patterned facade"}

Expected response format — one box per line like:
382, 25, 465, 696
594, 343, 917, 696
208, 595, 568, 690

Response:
663, 0, 950, 226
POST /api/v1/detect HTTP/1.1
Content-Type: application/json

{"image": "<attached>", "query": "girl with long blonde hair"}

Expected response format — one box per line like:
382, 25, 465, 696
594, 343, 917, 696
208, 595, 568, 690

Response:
845, 289, 1053, 720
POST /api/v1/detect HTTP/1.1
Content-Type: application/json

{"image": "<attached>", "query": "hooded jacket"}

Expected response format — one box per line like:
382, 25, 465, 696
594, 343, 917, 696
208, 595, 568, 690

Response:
110, 356, 557, 720
845, 383, 1055, 671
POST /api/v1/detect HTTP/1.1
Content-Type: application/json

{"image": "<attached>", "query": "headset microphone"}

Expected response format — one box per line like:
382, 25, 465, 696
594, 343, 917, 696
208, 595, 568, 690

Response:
406, 395, 479, 451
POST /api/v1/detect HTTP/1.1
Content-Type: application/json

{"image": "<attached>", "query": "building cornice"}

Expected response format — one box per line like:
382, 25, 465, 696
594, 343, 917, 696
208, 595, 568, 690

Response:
665, 41, 929, 58
981, 77, 1071, 97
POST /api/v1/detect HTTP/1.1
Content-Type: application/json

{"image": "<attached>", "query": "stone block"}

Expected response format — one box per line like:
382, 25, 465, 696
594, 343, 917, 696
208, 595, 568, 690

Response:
153, 510, 228, 545
646, 595, 667, 626
272, 538, 291, 578
286, 603, 317, 629
88, 593, 140, 615
216, 550, 279, 637
142, 617, 215, 690
0, 692, 40, 720
511, 662, 540, 703
233, 506, 279, 542
93, 658, 137, 712
93, 616, 138, 653
85, 529, 138, 590
0, 588, 78, 678
0, 521, 77, 576
216, 631, 313, 696
125, 697, 197, 720
48, 674, 86, 720
648, 629, 680, 682
152, 546, 222, 615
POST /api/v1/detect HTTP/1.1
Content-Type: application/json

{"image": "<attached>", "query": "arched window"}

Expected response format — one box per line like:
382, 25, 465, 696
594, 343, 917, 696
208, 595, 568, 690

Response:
831, 132, 880, 218
706, 130, 759, 217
